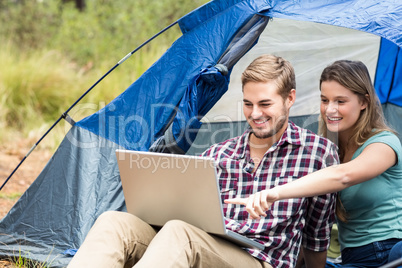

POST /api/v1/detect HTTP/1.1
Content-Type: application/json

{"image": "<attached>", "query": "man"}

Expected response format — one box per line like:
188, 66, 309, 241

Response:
68, 55, 338, 268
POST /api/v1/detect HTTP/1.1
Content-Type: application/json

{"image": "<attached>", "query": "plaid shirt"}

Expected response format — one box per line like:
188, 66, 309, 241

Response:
201, 121, 339, 267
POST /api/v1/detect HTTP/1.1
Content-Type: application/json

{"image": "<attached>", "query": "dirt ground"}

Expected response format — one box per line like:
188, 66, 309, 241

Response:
0, 260, 14, 268
0, 142, 52, 219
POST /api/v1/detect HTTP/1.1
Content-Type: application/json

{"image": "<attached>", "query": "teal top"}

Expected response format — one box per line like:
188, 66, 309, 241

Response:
338, 131, 402, 250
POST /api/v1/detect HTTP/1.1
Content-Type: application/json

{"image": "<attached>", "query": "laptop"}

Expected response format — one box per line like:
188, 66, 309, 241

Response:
115, 149, 264, 250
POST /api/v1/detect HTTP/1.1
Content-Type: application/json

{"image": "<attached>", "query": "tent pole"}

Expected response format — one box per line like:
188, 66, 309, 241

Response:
0, 21, 178, 192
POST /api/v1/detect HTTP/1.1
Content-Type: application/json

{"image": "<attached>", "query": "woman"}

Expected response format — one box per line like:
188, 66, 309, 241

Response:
226, 60, 402, 267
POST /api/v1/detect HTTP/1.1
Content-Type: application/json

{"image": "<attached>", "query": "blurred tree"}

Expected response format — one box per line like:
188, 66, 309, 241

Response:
62, 0, 85, 12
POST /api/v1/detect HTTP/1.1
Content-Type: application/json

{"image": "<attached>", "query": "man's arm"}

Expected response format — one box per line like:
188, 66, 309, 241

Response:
302, 248, 327, 268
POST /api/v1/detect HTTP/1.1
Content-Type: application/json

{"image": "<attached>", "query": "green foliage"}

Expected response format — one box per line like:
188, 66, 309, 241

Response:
0, 0, 208, 64
0, 1, 61, 50
0, 42, 166, 148
0, 46, 73, 129
11, 248, 55, 268
0, 0, 209, 147
53, 0, 208, 64
0, 192, 21, 200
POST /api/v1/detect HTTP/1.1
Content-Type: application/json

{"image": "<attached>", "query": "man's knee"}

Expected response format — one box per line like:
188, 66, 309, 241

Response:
96, 211, 132, 225
93, 211, 145, 234
163, 219, 194, 232
97, 210, 123, 221
160, 219, 207, 245
159, 220, 196, 240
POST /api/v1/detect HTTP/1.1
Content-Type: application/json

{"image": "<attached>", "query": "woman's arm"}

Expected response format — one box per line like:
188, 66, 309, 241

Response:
225, 142, 397, 219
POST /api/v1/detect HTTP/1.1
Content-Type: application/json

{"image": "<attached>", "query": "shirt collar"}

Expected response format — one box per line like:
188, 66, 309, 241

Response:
278, 121, 303, 147
235, 121, 303, 160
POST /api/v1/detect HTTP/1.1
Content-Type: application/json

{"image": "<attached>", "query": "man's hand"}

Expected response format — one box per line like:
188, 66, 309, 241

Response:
224, 189, 279, 219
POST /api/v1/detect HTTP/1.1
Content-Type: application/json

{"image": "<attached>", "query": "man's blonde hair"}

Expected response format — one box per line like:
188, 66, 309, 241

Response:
241, 54, 296, 99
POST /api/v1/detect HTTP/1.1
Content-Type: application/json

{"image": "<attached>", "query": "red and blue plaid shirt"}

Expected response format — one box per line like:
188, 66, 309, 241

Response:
201, 121, 339, 267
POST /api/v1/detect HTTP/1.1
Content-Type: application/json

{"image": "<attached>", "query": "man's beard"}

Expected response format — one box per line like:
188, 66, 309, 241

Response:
251, 116, 287, 139
250, 107, 288, 140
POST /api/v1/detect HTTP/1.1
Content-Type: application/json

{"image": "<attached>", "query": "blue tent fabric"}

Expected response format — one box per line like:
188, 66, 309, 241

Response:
375, 38, 402, 106
266, 0, 402, 48
149, 66, 230, 154
177, 0, 270, 34
1, 0, 402, 267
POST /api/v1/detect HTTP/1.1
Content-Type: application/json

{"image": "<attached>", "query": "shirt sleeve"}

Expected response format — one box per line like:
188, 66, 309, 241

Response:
302, 193, 336, 251
357, 131, 402, 165
302, 142, 339, 251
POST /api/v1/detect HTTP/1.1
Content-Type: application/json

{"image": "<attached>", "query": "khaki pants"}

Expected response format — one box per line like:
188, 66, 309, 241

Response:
68, 211, 272, 268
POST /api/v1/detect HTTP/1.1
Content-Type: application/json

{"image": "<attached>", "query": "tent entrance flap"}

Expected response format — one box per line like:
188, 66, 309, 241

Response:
149, 15, 269, 154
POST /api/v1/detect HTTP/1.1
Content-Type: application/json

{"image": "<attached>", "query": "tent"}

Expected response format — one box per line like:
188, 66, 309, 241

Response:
1, 0, 401, 266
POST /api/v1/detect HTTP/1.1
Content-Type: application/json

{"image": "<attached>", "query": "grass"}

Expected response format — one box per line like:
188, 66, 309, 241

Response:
0, 234, 59, 268
0, 39, 171, 150
1, 250, 55, 268
12, 255, 47, 268
0, 192, 21, 201
11, 249, 56, 268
